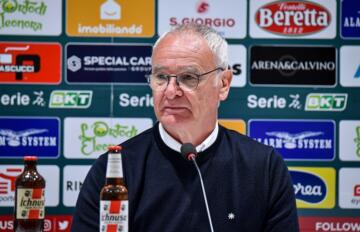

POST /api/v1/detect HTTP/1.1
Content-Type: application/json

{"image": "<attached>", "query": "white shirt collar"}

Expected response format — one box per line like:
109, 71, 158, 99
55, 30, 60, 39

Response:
158, 122, 219, 153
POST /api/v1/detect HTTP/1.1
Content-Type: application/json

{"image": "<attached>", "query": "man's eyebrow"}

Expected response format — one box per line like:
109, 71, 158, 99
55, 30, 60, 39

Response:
178, 66, 200, 73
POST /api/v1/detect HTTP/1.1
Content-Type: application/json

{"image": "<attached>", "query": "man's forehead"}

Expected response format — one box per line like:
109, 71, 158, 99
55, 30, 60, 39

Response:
152, 65, 200, 73
155, 32, 206, 52
151, 32, 216, 70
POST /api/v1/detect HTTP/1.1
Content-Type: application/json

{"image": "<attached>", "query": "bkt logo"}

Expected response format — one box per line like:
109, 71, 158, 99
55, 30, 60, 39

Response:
305, 93, 347, 111
49, 90, 92, 108
289, 167, 335, 208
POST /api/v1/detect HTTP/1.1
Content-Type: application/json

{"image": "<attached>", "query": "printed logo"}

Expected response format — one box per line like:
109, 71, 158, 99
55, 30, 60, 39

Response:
305, 93, 347, 111
16, 188, 45, 219
299, 217, 360, 232
0, 215, 72, 232
100, 0, 121, 20
100, 200, 129, 232
219, 119, 246, 135
339, 168, 360, 209
355, 65, 360, 78
355, 185, 360, 197
0, 165, 59, 207
250, 46, 336, 86
289, 167, 335, 208
49, 90, 92, 109
0, 117, 60, 158
247, 94, 302, 110
249, 120, 335, 160
64, 117, 153, 159
196, 1, 209, 13
229, 45, 246, 87
66, 44, 151, 84
291, 170, 326, 204
57, 216, 72, 231
66, 0, 154, 37
339, 120, 360, 161
256, 1, 331, 35
341, 0, 360, 38
62, 165, 91, 207
0, 43, 61, 84
340, 46, 360, 87
0, 0, 61, 35
158, 0, 247, 39
0, 91, 46, 107
250, 0, 336, 39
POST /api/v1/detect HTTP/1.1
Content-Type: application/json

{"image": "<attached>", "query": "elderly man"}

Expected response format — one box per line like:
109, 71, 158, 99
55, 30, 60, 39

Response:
71, 23, 299, 232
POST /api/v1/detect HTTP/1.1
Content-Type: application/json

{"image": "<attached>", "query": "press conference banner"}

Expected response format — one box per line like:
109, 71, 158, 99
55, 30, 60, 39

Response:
1, 0, 360, 231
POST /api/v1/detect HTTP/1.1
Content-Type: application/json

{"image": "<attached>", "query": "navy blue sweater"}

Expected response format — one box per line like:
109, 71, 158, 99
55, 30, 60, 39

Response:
71, 123, 299, 232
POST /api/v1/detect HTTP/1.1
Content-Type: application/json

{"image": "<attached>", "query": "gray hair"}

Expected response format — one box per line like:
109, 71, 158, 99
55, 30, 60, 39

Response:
153, 23, 229, 69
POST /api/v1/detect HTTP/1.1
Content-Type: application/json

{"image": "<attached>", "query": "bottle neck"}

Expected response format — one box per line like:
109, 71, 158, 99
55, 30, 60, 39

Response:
24, 160, 37, 170
106, 151, 124, 183
106, 177, 125, 186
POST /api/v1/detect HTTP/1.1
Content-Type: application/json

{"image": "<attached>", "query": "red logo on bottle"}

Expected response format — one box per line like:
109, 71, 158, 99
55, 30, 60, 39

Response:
255, 0, 331, 35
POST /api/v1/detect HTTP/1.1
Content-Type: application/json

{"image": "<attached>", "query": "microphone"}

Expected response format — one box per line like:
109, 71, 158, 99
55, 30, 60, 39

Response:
180, 143, 197, 161
180, 143, 215, 232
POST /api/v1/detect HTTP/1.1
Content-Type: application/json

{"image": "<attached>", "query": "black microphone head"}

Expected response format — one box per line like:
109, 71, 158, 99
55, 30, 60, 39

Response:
180, 143, 197, 161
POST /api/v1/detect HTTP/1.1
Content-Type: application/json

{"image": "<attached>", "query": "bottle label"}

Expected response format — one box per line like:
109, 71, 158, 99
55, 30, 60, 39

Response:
16, 188, 45, 219
100, 200, 128, 232
106, 152, 123, 178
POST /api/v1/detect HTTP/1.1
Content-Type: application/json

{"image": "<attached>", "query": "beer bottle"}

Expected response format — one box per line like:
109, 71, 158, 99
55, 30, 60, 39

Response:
100, 145, 129, 232
14, 156, 46, 232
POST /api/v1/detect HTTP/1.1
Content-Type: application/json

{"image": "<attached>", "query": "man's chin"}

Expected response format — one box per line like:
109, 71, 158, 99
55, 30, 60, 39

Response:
160, 115, 189, 127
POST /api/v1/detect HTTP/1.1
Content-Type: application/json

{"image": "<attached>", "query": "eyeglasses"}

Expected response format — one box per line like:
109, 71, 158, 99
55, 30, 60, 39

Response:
147, 67, 224, 92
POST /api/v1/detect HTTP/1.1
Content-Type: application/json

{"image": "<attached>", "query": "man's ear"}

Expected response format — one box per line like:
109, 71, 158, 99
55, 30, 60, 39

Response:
219, 69, 232, 101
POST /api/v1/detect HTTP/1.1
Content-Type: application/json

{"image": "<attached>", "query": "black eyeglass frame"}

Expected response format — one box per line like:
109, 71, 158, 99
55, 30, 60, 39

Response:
147, 67, 225, 91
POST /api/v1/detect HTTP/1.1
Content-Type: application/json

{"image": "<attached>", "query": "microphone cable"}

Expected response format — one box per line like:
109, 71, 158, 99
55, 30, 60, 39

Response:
181, 143, 215, 232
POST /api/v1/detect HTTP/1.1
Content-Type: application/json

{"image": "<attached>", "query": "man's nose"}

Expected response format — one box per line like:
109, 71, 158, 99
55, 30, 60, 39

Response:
164, 76, 182, 98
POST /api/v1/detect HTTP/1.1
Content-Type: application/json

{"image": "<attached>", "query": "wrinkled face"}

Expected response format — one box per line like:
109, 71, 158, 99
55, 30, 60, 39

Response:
151, 33, 225, 132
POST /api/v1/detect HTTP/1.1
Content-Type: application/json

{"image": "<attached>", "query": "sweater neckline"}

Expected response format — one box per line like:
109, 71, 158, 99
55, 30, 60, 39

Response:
153, 122, 223, 165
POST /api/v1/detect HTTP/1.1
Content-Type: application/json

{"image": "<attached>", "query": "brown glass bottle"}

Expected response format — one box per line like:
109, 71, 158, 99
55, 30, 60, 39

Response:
100, 145, 129, 232
14, 156, 46, 232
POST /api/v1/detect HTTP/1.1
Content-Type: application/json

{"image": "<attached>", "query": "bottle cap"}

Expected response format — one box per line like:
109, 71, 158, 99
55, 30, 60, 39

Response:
108, 145, 122, 152
24, 156, 38, 161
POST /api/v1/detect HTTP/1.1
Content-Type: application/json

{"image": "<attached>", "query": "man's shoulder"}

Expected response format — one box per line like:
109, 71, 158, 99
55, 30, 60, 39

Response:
221, 125, 273, 152
121, 125, 155, 147
219, 125, 279, 163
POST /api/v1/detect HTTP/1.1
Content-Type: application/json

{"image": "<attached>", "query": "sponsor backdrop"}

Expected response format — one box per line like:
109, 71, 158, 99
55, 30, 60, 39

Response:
0, 0, 359, 231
